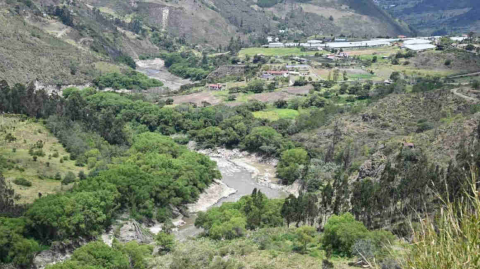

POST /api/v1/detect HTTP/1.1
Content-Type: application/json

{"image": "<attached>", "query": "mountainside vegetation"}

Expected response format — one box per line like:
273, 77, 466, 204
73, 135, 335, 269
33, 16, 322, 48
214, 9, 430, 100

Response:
376, 0, 480, 35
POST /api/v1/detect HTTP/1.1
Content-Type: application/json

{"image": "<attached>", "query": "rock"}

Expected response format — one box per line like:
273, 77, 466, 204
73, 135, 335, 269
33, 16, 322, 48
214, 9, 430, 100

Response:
187, 179, 236, 213
357, 153, 387, 180
116, 220, 153, 244
32, 240, 87, 269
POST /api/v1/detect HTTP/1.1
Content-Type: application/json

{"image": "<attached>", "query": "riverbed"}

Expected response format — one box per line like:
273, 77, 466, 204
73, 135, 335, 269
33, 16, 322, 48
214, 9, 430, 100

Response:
136, 58, 191, 91
174, 148, 298, 241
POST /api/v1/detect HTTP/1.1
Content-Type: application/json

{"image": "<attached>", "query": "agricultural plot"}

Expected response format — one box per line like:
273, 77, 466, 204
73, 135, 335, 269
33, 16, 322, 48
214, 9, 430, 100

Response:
0, 115, 85, 203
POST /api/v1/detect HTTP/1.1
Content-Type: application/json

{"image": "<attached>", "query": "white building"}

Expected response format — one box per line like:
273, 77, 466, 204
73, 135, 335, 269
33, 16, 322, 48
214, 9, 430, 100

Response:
404, 44, 436, 51
268, 43, 285, 48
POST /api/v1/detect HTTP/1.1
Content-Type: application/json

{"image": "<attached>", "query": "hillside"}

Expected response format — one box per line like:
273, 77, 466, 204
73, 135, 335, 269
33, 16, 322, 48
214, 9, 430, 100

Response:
376, 0, 480, 35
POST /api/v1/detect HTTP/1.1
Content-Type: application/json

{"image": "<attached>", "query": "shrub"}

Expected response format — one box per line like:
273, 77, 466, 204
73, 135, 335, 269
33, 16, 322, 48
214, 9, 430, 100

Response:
62, 172, 76, 185
445, 59, 452, 66
156, 232, 175, 252
78, 171, 86, 180
322, 213, 369, 256
54, 172, 62, 181
13, 178, 32, 187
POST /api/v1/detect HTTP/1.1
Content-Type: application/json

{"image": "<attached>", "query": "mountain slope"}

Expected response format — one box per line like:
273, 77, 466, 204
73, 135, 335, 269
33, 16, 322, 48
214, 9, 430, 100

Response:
83, 0, 412, 46
376, 0, 479, 35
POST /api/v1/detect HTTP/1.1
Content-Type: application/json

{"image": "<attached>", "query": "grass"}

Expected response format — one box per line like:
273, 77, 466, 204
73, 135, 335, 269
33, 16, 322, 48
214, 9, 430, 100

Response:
253, 109, 300, 121
94, 61, 123, 74
403, 171, 480, 269
0, 115, 86, 203
239, 48, 320, 58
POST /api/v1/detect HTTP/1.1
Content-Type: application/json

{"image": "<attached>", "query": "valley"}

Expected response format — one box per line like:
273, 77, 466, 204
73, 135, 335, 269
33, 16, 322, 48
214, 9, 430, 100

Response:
1, 0, 480, 269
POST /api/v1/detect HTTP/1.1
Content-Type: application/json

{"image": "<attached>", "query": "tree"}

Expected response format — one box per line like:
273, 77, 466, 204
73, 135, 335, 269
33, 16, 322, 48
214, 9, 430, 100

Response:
277, 148, 309, 184
322, 213, 369, 256
62, 171, 76, 185
333, 69, 340, 82
156, 232, 175, 253
295, 226, 316, 253
248, 80, 266, 93
78, 171, 87, 180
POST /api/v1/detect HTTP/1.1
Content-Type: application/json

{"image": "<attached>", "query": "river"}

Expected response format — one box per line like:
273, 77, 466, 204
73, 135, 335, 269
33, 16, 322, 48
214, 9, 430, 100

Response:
135, 58, 191, 91
174, 148, 292, 241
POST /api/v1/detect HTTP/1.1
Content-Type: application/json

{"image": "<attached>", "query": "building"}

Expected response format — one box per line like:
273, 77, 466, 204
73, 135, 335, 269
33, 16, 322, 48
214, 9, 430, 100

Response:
337, 52, 349, 58
335, 38, 348, 42
398, 35, 407, 39
404, 44, 436, 51
207, 84, 223, 90
268, 43, 285, 48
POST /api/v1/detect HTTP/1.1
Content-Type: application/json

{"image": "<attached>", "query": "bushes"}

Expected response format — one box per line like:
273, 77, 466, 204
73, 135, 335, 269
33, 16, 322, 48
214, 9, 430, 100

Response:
93, 72, 163, 90
277, 148, 309, 184
322, 213, 369, 256
62, 172, 76, 185
195, 190, 284, 240
13, 178, 32, 187
0, 217, 41, 267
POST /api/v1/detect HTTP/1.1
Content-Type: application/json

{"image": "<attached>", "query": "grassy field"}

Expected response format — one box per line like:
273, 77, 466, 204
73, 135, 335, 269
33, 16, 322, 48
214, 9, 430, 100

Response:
253, 109, 300, 121
0, 115, 86, 203
239, 48, 320, 58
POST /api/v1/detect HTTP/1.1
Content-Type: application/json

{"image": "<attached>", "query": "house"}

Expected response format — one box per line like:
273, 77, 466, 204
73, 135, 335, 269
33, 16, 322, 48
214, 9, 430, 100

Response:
268, 42, 285, 48
207, 84, 223, 90
335, 38, 348, 42
398, 35, 407, 39
337, 52, 349, 58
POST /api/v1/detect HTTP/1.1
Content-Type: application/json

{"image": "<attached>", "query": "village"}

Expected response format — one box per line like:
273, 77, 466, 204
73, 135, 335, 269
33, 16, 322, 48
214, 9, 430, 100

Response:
200, 34, 480, 95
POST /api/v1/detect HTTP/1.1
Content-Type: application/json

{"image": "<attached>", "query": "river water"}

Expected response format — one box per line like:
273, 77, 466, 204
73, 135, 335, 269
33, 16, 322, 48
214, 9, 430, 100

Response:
174, 152, 288, 240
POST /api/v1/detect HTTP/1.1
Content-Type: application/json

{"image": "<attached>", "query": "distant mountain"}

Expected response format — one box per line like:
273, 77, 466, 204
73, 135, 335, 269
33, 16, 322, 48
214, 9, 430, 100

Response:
375, 0, 480, 35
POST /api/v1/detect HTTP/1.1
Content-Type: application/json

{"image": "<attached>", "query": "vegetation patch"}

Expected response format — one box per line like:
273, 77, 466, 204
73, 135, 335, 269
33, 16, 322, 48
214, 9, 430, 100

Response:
253, 109, 300, 121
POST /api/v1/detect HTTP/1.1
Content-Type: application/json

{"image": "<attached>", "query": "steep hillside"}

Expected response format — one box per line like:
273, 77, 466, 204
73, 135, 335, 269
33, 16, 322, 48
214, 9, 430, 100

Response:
376, 0, 479, 35
83, 0, 411, 46
0, 0, 158, 85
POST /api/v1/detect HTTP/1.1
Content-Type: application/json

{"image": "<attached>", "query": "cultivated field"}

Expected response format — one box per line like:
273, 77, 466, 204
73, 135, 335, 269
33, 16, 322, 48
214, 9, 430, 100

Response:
0, 115, 85, 203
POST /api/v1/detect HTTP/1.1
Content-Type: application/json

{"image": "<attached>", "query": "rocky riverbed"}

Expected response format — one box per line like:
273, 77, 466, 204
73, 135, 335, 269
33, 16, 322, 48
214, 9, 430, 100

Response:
136, 58, 191, 91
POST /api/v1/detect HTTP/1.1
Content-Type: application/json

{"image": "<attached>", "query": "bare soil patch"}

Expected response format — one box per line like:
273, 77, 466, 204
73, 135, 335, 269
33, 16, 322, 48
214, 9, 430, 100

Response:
247, 91, 294, 102
170, 92, 222, 106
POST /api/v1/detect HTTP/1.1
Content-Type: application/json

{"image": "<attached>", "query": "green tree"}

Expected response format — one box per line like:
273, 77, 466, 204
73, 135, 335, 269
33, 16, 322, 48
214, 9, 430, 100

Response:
277, 148, 309, 184
295, 226, 316, 253
322, 213, 369, 256
156, 232, 175, 253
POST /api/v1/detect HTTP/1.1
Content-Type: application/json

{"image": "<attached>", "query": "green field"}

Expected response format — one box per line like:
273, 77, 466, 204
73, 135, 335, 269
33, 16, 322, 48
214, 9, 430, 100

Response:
239, 47, 321, 58
253, 109, 300, 121
0, 115, 86, 203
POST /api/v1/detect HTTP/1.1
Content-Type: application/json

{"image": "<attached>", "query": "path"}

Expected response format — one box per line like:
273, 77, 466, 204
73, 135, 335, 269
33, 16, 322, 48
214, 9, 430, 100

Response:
451, 88, 479, 102
448, 71, 480, 79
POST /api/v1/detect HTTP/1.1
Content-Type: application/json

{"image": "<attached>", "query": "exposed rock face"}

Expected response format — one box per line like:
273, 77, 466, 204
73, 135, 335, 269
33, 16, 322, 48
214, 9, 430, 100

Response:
116, 220, 153, 244
187, 179, 236, 213
207, 65, 246, 80
356, 153, 387, 181
32, 240, 87, 269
